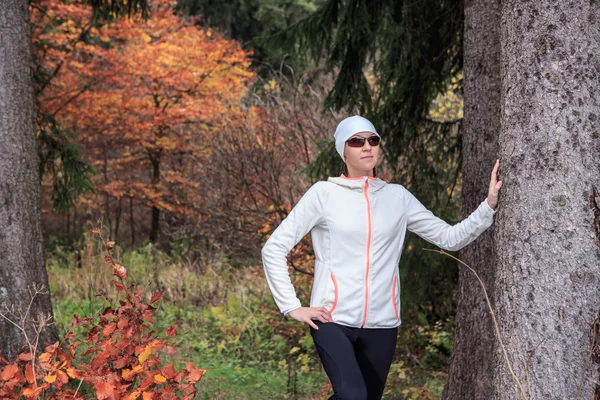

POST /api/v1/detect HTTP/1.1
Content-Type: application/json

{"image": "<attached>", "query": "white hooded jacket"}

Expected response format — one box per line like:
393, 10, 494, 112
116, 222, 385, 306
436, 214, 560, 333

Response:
261, 175, 497, 329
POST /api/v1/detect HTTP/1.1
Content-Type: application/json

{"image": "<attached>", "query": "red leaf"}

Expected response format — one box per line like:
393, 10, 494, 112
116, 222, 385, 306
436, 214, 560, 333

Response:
18, 352, 33, 361
113, 263, 127, 279
165, 346, 176, 355
64, 331, 76, 340
135, 289, 144, 298
150, 292, 162, 303
162, 363, 176, 379
69, 341, 81, 357
106, 241, 115, 250
113, 355, 130, 369
117, 317, 128, 329
113, 281, 125, 291
165, 325, 177, 337
142, 312, 153, 323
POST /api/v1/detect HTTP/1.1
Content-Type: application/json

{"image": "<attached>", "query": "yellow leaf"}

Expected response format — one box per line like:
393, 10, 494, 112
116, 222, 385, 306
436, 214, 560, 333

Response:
154, 374, 166, 383
44, 373, 57, 383
289, 347, 300, 354
138, 345, 152, 364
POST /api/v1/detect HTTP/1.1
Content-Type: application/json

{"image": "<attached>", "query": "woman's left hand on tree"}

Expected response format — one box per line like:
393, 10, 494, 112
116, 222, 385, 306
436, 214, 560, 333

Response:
487, 159, 502, 209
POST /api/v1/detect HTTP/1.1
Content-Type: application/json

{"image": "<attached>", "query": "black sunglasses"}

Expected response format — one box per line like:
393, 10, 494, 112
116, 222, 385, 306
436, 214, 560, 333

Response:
346, 136, 381, 148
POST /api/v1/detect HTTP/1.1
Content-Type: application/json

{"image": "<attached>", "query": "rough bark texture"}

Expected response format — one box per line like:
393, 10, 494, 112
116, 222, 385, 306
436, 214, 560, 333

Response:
0, 0, 58, 359
495, 1, 600, 398
443, 0, 501, 398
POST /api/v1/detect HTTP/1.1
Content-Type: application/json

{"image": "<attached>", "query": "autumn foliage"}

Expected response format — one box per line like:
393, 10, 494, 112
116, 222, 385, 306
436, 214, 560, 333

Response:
33, 0, 254, 241
0, 229, 204, 399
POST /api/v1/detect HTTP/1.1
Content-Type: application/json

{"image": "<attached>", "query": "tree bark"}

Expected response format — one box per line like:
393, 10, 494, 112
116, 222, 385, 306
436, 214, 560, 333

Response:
0, 0, 58, 359
494, 1, 600, 398
443, 0, 501, 398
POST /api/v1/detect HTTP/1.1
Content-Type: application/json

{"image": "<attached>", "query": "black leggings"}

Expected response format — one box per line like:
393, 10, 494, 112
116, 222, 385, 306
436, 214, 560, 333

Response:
310, 321, 398, 400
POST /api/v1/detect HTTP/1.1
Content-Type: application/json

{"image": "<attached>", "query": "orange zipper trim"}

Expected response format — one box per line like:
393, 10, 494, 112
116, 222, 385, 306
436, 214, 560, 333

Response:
361, 179, 372, 328
328, 272, 338, 314
392, 275, 399, 320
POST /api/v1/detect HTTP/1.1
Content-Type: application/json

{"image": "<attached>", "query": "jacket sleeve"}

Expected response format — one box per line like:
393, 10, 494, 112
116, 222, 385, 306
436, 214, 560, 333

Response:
261, 183, 324, 315
403, 187, 497, 251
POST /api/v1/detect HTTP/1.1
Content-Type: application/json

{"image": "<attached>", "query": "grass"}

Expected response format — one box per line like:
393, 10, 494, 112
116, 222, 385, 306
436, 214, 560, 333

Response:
46, 236, 449, 399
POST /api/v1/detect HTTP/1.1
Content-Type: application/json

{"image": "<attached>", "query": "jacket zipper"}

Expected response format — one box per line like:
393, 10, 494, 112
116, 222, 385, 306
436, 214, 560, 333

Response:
361, 178, 372, 328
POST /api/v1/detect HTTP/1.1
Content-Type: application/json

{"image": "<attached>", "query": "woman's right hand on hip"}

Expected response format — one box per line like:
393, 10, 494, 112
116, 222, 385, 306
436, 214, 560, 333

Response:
288, 307, 333, 330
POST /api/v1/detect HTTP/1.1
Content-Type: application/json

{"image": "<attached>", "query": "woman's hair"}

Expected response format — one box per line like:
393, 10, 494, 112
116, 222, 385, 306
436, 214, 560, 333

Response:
343, 164, 378, 177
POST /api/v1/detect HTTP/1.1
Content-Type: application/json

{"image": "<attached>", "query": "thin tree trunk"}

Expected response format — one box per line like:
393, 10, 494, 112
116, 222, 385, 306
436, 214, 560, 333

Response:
494, 1, 600, 398
443, 0, 501, 398
129, 196, 135, 246
103, 145, 112, 237
115, 197, 122, 241
149, 155, 160, 243
0, 0, 58, 359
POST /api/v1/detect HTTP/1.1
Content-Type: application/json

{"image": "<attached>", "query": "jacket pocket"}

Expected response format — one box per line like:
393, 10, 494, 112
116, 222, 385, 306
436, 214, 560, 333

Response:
327, 272, 339, 314
391, 275, 399, 320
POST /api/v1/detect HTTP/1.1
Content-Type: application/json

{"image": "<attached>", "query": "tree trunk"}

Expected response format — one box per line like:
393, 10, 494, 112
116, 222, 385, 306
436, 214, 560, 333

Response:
0, 0, 58, 359
443, 0, 501, 398
129, 196, 135, 246
149, 155, 160, 243
494, 1, 600, 398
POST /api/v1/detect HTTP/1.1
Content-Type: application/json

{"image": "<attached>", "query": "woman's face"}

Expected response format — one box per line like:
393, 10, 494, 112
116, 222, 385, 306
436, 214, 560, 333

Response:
344, 132, 380, 175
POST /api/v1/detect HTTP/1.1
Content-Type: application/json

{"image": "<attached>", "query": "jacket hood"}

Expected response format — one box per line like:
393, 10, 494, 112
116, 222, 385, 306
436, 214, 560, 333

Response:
327, 175, 387, 193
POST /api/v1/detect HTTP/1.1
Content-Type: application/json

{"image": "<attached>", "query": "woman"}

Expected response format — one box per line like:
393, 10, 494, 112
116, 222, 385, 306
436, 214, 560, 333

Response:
261, 115, 502, 400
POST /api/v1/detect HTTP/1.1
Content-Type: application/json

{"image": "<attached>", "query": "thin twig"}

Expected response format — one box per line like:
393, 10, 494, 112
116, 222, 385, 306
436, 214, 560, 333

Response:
73, 378, 84, 398
423, 248, 529, 400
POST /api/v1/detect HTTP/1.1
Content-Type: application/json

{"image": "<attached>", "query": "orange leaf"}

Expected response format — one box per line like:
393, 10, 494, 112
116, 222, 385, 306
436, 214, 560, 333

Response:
103, 322, 117, 337
1, 363, 19, 381
122, 365, 143, 381
106, 241, 115, 250
67, 367, 83, 379
150, 292, 162, 303
38, 353, 52, 363
188, 368, 205, 383
165, 325, 177, 337
18, 352, 33, 361
95, 381, 115, 399
142, 312, 153, 323
22, 385, 44, 398
154, 374, 166, 384
56, 369, 69, 384
142, 391, 153, 400
25, 363, 35, 384
165, 346, 176, 355
114, 281, 125, 291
